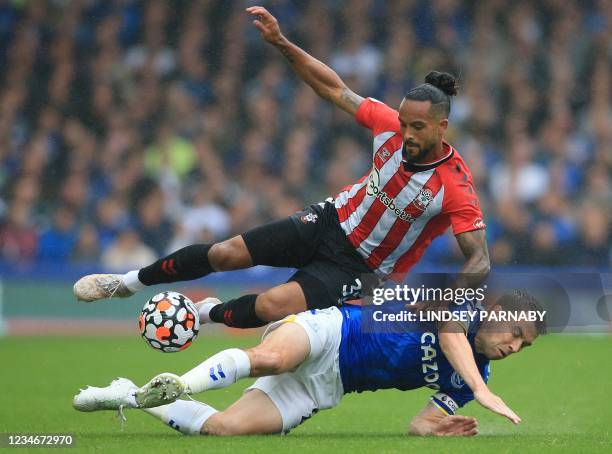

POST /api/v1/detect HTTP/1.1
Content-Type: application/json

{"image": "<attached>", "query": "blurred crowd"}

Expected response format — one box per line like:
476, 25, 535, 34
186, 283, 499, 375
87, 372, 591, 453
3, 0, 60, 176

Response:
0, 0, 610, 271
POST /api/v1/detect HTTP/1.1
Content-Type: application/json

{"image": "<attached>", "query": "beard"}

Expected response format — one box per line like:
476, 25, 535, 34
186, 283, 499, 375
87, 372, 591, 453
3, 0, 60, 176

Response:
402, 141, 434, 164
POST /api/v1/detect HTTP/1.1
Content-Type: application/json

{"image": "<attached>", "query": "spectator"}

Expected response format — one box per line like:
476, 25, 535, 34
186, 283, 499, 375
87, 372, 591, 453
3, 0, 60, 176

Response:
0, 201, 38, 264
101, 228, 157, 271
37, 207, 78, 264
71, 224, 101, 265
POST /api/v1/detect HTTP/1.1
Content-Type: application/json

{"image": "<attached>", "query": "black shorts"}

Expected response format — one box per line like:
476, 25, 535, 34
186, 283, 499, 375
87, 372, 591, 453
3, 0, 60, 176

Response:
242, 201, 379, 309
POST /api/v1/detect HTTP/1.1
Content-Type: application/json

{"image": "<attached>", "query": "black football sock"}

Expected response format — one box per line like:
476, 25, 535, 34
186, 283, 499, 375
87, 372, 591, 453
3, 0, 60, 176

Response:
209, 294, 268, 328
137, 244, 214, 286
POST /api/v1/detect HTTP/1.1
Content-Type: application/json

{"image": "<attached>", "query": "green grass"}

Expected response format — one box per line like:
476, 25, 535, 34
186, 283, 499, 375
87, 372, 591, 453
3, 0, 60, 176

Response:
0, 333, 611, 453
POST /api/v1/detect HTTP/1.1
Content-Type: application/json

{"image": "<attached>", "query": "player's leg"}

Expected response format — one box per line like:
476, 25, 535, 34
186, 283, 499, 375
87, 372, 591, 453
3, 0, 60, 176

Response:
202, 389, 283, 435
72, 238, 248, 302
202, 280, 308, 328
201, 261, 360, 328
195, 205, 332, 327
147, 308, 344, 436
133, 319, 310, 408
73, 208, 317, 302
198, 239, 367, 329
142, 389, 283, 436
73, 321, 309, 411
179, 320, 310, 392
203, 198, 378, 328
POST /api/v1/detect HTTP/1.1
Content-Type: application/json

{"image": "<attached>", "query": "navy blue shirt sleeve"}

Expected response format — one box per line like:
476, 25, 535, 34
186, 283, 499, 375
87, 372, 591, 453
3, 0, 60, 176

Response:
431, 362, 490, 415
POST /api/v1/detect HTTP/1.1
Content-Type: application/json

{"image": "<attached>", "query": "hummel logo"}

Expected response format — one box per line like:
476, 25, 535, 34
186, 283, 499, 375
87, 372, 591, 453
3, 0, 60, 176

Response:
162, 259, 177, 275
209, 364, 226, 382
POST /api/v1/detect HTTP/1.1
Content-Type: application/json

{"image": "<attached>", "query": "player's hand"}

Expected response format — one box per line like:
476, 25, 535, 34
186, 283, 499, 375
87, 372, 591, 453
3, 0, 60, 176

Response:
474, 387, 521, 424
432, 415, 478, 436
246, 6, 284, 45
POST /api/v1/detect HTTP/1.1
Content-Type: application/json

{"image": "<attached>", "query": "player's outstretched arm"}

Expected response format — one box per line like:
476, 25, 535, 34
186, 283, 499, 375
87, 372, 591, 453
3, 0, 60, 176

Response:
445, 228, 522, 423
247, 6, 364, 116
408, 403, 478, 436
438, 327, 521, 424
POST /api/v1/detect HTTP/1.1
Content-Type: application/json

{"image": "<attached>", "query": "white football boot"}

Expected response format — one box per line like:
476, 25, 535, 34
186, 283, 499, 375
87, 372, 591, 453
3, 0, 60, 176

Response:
73, 378, 138, 412
73, 274, 134, 302
133, 373, 187, 408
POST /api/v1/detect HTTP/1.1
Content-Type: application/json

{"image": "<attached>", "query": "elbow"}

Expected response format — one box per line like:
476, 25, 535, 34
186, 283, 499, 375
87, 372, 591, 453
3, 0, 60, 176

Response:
321, 84, 345, 102
481, 257, 491, 277
474, 250, 490, 278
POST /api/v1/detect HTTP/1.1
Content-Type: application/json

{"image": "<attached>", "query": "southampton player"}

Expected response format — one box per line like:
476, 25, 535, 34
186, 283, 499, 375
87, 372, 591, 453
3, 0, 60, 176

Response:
73, 291, 545, 436
73, 5, 519, 422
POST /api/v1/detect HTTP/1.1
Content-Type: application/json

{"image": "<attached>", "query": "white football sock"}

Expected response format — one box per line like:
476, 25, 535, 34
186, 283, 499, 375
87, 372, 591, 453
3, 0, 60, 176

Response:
181, 348, 251, 394
143, 400, 218, 435
198, 302, 218, 324
122, 270, 145, 292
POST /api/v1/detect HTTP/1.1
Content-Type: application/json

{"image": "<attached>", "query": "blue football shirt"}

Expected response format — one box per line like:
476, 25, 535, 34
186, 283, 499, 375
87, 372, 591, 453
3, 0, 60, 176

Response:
337, 301, 490, 415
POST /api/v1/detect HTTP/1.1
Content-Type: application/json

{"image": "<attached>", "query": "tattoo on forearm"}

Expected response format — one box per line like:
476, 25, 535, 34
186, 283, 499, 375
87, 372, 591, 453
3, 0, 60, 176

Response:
340, 88, 363, 110
455, 230, 490, 287
279, 46, 294, 63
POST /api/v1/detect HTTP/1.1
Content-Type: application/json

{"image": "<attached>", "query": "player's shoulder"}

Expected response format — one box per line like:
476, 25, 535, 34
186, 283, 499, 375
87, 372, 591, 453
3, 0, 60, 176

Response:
366, 97, 398, 111
436, 142, 469, 171
435, 143, 476, 185
356, 97, 401, 134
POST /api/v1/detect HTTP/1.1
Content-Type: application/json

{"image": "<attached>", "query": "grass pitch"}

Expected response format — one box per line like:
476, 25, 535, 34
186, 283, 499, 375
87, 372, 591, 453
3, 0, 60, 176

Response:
1, 332, 611, 453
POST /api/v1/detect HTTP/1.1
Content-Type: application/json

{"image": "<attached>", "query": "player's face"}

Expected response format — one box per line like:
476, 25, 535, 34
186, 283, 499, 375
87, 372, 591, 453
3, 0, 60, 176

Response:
475, 320, 538, 361
398, 99, 448, 164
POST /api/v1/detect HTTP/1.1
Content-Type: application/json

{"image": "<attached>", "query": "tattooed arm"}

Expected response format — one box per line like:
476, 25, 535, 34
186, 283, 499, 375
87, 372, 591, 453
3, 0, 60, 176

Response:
454, 229, 491, 289
247, 6, 364, 115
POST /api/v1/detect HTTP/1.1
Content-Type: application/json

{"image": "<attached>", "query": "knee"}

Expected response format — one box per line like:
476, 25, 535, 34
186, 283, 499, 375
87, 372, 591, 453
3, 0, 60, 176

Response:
247, 346, 285, 376
202, 412, 249, 436
209, 240, 246, 271
255, 292, 292, 322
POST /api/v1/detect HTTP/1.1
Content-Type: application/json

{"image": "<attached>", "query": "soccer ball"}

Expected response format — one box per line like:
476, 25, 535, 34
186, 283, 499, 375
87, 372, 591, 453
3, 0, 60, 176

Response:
139, 291, 200, 353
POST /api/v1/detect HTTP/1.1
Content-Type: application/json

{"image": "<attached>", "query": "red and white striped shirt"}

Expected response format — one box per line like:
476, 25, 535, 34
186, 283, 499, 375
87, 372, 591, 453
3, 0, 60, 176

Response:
334, 98, 486, 279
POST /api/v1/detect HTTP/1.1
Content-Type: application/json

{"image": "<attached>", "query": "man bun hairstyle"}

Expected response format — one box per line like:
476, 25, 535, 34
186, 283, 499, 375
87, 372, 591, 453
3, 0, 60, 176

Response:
424, 71, 459, 96
405, 71, 459, 118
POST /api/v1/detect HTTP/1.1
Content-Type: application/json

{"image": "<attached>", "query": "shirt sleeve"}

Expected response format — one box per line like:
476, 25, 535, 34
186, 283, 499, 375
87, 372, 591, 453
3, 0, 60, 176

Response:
442, 163, 486, 235
431, 362, 490, 415
355, 98, 400, 136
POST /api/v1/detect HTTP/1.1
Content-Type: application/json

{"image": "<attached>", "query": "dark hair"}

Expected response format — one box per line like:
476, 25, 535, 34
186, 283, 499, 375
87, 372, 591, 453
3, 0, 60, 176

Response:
404, 71, 458, 118
495, 290, 547, 335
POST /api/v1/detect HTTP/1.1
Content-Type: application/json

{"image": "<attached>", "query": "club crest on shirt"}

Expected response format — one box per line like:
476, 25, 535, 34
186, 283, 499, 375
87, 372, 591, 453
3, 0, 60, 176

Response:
300, 213, 319, 224
450, 371, 465, 389
376, 147, 392, 163
413, 188, 434, 211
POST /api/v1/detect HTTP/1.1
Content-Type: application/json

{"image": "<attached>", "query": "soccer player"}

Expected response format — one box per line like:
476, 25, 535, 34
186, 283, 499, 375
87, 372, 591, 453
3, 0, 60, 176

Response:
73, 4, 515, 423
75, 6, 489, 327
73, 291, 545, 436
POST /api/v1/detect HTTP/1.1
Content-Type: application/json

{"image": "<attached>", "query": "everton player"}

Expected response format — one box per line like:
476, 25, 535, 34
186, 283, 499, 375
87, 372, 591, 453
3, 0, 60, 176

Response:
73, 291, 545, 435
73, 5, 517, 422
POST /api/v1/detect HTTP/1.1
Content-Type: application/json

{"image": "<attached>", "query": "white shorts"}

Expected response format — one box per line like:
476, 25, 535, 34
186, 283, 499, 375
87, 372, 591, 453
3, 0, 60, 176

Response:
246, 307, 345, 433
